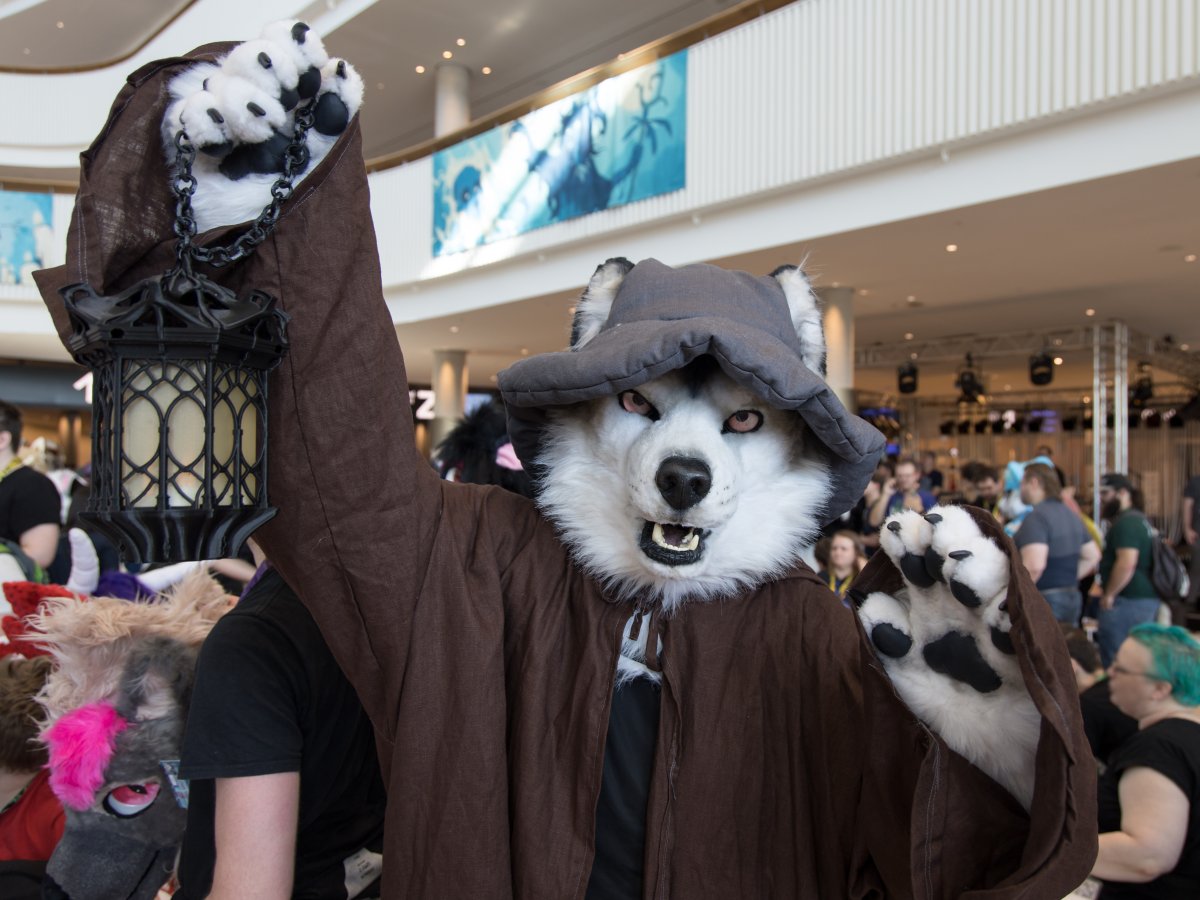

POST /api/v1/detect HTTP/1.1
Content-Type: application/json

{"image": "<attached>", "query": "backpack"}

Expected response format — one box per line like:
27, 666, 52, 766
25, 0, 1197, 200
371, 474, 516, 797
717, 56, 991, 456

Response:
1127, 512, 1190, 602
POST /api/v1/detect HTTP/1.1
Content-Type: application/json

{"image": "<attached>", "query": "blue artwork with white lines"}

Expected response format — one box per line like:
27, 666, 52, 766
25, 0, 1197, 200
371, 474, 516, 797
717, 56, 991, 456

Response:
0, 189, 54, 286
433, 50, 687, 256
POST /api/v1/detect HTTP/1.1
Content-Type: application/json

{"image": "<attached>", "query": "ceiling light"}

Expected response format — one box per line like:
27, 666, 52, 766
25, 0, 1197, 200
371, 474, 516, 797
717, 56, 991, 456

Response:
945, 243, 958, 253
520, 348, 529, 356
415, 65, 426, 74
443, 50, 453, 59
1053, 356, 1063, 365
858, 288, 869, 296
897, 362, 918, 394
449, 325, 460, 333
831, 281, 840, 288
1182, 343, 1191, 351
56, 20, 64, 28
1004, 384, 1012, 391
909, 352, 918, 360
1185, 253, 1197, 262
1053, 338, 1063, 346
376, 82, 384, 90
904, 332, 913, 340
481, 66, 492, 75
22, 47, 30, 55
456, 38, 466, 46
1085, 308, 1096, 317
1029, 352, 1054, 386
906, 295, 916, 303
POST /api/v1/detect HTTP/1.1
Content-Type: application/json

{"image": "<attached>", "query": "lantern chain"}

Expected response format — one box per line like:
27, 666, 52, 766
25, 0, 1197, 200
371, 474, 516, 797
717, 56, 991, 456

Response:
171, 101, 317, 274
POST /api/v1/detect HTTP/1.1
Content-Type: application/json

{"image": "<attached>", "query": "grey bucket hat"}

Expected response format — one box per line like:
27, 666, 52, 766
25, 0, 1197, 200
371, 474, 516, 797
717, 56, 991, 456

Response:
498, 258, 886, 523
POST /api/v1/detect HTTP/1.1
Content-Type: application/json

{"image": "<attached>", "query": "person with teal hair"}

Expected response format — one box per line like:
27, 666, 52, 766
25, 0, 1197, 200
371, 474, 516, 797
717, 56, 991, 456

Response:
1091, 623, 1200, 897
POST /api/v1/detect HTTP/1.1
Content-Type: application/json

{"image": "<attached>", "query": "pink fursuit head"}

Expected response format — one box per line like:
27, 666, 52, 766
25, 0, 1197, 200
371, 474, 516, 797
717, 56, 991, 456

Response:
43, 701, 129, 810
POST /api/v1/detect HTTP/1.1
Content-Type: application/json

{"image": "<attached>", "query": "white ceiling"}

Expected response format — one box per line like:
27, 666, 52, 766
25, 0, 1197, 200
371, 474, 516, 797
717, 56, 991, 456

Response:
394, 156, 1200, 395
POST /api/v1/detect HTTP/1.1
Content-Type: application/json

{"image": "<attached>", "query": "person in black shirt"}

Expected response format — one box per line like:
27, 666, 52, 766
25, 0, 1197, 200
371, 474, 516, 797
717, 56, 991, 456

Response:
177, 543, 386, 899
1091, 623, 1200, 898
1062, 628, 1136, 767
0, 401, 60, 575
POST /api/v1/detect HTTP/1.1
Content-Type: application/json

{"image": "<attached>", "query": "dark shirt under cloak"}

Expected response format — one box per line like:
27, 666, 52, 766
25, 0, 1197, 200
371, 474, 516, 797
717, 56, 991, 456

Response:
36, 45, 1098, 899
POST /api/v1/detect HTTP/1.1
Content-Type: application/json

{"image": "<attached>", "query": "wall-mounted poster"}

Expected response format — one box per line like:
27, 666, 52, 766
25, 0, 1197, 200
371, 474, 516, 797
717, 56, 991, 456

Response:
433, 50, 687, 257
0, 189, 54, 286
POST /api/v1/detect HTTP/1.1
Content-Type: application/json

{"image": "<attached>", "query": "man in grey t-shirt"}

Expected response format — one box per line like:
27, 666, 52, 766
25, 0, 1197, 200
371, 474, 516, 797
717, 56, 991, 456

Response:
1015, 463, 1101, 625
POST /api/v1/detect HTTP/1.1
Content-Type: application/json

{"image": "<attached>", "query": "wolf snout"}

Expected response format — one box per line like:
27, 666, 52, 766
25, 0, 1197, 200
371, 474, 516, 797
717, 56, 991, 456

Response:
655, 456, 712, 510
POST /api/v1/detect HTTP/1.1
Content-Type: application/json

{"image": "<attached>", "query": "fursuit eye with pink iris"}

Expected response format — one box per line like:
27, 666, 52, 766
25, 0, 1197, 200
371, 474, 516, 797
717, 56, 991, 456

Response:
619, 391, 655, 417
103, 781, 160, 817
724, 410, 763, 433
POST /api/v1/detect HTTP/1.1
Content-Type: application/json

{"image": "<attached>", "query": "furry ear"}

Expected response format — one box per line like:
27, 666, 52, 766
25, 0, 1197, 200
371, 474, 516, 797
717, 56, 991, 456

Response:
770, 264, 826, 377
570, 257, 634, 349
115, 637, 197, 723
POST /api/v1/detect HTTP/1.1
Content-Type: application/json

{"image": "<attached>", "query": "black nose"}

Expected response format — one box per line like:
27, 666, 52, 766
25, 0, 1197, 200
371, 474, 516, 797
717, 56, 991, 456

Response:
655, 456, 712, 510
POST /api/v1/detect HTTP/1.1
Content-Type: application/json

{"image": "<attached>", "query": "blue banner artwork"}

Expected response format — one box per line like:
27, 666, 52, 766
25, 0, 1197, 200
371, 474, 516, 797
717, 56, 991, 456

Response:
0, 189, 54, 286
433, 50, 687, 257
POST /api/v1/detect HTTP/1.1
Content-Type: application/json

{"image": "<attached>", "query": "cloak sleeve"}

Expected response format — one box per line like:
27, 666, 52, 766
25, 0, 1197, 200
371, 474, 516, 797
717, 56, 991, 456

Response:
850, 506, 1097, 899
31, 47, 450, 747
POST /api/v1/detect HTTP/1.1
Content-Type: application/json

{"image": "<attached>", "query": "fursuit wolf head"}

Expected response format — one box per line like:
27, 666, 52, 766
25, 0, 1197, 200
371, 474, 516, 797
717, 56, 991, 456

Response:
32, 572, 231, 900
499, 258, 885, 610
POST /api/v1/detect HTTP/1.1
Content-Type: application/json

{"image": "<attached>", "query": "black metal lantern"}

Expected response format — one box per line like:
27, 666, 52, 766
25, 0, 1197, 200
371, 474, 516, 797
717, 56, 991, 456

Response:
62, 271, 287, 562
58, 110, 313, 563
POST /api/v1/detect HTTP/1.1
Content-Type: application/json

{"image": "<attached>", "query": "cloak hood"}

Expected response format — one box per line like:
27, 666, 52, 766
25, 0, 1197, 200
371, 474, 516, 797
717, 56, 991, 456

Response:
498, 258, 886, 523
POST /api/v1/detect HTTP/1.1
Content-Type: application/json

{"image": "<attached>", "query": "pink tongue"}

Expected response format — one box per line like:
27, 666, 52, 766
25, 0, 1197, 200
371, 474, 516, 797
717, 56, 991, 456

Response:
661, 524, 691, 546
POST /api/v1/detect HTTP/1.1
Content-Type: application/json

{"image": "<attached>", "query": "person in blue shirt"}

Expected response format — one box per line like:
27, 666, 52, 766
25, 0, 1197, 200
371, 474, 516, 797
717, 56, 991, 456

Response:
867, 457, 936, 530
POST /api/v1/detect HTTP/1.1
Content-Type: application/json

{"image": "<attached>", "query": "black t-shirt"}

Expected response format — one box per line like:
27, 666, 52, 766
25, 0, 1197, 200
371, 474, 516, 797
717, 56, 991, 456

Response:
1078, 680, 1137, 766
1097, 718, 1200, 899
177, 569, 386, 900
0, 465, 60, 544
1186, 477, 1200, 532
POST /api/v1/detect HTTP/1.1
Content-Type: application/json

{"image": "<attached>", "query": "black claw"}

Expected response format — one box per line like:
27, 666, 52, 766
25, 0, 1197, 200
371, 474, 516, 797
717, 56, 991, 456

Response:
949, 579, 983, 609
337, 60, 347, 78
991, 626, 1016, 655
924, 513, 943, 524
247, 102, 267, 117
258, 51, 273, 69
871, 623, 913, 659
923, 631, 1002, 693
206, 108, 224, 124
291, 21, 310, 44
886, 521, 902, 534
900, 552, 937, 589
998, 600, 1008, 613
948, 550, 972, 561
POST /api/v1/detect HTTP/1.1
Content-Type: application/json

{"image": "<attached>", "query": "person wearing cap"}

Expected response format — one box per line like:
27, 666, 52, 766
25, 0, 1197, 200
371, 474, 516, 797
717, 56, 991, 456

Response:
1094, 473, 1160, 667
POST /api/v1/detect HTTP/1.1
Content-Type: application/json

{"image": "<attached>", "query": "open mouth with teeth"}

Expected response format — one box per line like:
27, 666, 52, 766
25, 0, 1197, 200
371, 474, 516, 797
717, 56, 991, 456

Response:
639, 520, 709, 566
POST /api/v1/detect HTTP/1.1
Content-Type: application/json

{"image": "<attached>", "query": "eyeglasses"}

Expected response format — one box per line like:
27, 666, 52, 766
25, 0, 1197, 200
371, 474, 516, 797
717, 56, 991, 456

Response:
1108, 663, 1161, 680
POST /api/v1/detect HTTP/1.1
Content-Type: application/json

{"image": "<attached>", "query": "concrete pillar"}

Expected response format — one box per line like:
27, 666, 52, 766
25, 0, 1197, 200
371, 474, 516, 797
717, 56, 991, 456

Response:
818, 286, 856, 410
430, 349, 468, 450
434, 64, 471, 137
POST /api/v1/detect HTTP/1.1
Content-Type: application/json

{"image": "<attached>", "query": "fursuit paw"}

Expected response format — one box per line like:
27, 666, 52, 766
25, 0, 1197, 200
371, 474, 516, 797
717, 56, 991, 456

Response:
161, 20, 361, 231
858, 507, 1040, 810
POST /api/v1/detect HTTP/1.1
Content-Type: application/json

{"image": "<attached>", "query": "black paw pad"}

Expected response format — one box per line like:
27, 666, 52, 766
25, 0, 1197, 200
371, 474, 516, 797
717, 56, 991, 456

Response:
923, 632, 1002, 693
280, 86, 300, 110
218, 129, 293, 180
297, 66, 322, 99
314, 91, 350, 136
200, 140, 234, 158
900, 552, 936, 589
871, 623, 913, 659
923, 546, 946, 584
990, 626, 1015, 655
949, 579, 983, 609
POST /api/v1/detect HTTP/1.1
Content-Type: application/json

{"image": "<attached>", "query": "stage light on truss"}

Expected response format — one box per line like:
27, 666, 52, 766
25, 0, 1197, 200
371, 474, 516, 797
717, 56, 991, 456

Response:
955, 354, 984, 404
897, 362, 918, 394
1029, 352, 1054, 386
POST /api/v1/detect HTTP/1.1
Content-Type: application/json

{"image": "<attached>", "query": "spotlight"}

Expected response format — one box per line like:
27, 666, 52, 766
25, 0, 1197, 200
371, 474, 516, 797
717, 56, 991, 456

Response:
956, 420, 971, 434
955, 353, 984, 404
1144, 409, 1162, 428
1029, 352, 1054, 386
897, 362, 918, 394
1130, 362, 1153, 408
1061, 416, 1078, 432
1178, 393, 1200, 422
939, 420, 955, 436
974, 420, 989, 434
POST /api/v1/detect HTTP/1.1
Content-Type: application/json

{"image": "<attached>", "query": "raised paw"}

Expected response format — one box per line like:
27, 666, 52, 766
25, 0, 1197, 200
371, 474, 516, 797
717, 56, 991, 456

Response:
860, 507, 1038, 809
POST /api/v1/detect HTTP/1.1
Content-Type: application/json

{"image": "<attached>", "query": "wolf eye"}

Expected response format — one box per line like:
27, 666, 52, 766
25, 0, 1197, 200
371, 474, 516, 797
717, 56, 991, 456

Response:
723, 410, 763, 434
103, 781, 160, 818
619, 391, 658, 420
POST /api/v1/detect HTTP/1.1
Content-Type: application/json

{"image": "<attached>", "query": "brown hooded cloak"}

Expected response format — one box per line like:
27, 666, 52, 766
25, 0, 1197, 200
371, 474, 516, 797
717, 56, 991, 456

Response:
35, 46, 1096, 899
